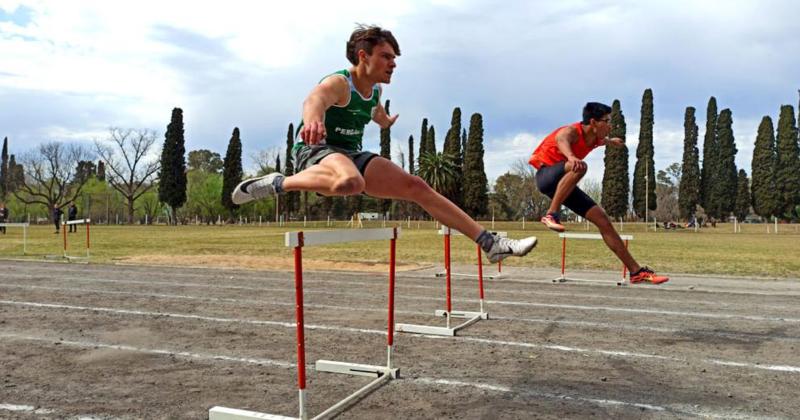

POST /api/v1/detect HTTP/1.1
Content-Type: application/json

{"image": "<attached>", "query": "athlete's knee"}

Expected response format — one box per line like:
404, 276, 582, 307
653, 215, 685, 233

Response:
332, 174, 365, 195
588, 206, 612, 230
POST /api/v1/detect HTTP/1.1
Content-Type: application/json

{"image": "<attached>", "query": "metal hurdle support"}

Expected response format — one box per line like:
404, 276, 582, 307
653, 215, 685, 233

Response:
209, 227, 401, 420
396, 226, 489, 337
62, 218, 91, 260
434, 228, 506, 280
0, 223, 30, 255
551, 233, 633, 286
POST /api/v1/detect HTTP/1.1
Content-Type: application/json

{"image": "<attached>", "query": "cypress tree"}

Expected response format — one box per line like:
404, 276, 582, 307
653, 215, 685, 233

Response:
275, 155, 281, 174
426, 125, 437, 155
7, 155, 21, 193
158, 107, 187, 224
379, 100, 392, 214
601, 99, 629, 219
442, 107, 463, 206
775, 105, 800, 218
461, 128, 467, 167
734, 169, 751, 222
463, 113, 488, 217
712, 109, 738, 218
221, 127, 243, 215
700, 97, 718, 213
1, 136, 8, 198
97, 160, 106, 181
419, 118, 429, 163
678, 106, 701, 220
632, 88, 656, 219
407, 135, 415, 175
751, 116, 779, 219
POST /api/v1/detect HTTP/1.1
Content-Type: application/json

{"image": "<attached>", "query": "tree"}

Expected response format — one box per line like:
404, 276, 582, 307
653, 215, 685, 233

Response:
461, 128, 467, 167
97, 160, 106, 181
379, 100, 392, 215
418, 118, 429, 165
1, 136, 8, 198
418, 152, 459, 198
775, 105, 800, 218
710, 109, 738, 219
463, 113, 489, 217
442, 107, 463, 206
221, 127, 244, 218
601, 99, 629, 219
751, 116, 780, 219
188, 149, 223, 173
74, 160, 97, 185
95, 128, 161, 224
734, 169, 751, 222
407, 135, 415, 175
7, 154, 23, 193
186, 170, 225, 223
700, 97, 718, 214
654, 163, 681, 222
678, 106, 701, 221
632, 88, 656, 219
14, 142, 94, 217
426, 125, 437, 155
158, 108, 187, 224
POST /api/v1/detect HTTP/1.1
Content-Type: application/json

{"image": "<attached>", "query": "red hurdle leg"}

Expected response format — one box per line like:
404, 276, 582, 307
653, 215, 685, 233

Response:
561, 237, 567, 280
387, 228, 397, 368
293, 232, 307, 419
86, 222, 91, 257
621, 239, 629, 281
477, 244, 485, 313
62, 224, 67, 257
445, 232, 452, 328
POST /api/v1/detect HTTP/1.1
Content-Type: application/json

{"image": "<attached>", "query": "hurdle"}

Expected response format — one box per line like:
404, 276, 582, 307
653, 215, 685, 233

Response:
395, 226, 489, 337
434, 228, 506, 280
552, 233, 633, 286
62, 218, 91, 260
209, 227, 401, 420
0, 223, 29, 255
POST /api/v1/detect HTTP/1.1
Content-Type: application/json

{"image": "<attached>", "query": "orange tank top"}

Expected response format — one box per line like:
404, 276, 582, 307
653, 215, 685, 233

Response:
528, 122, 598, 169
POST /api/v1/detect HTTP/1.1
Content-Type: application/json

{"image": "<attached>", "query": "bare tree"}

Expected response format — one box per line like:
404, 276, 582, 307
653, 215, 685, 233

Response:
15, 142, 94, 219
95, 128, 161, 224
250, 147, 281, 176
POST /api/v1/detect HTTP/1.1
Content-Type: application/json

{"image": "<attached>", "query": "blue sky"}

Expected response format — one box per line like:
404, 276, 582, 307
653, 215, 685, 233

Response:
1, 0, 799, 184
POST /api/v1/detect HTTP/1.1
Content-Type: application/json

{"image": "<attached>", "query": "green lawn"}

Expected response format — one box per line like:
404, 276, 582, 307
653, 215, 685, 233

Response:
1, 221, 798, 278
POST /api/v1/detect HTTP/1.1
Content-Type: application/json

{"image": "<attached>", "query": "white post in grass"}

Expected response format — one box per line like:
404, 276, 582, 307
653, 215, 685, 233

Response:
522, 217, 525, 230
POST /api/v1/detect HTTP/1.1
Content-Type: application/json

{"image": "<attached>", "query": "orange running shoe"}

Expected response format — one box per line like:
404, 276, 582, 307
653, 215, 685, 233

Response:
541, 213, 565, 232
630, 266, 669, 284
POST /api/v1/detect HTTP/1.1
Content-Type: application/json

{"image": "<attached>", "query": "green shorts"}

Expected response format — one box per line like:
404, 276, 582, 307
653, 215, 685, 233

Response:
291, 143, 379, 175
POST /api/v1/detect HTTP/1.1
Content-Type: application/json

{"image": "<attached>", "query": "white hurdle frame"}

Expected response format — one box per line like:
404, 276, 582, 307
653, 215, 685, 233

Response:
209, 227, 401, 420
0, 223, 30, 255
62, 218, 91, 260
552, 233, 633, 286
434, 229, 506, 280
396, 226, 489, 337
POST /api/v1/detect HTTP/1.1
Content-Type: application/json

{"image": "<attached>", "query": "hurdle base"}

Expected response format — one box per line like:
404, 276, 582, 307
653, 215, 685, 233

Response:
395, 323, 455, 336
396, 309, 486, 336
433, 309, 489, 320
553, 276, 628, 287
209, 406, 297, 420
435, 270, 506, 280
315, 360, 399, 379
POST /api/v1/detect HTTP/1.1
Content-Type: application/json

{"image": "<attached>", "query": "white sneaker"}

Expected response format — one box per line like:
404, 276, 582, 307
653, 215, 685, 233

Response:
231, 173, 283, 205
486, 235, 537, 263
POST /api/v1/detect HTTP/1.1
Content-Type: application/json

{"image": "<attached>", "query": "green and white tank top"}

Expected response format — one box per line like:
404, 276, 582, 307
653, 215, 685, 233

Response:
297, 69, 380, 151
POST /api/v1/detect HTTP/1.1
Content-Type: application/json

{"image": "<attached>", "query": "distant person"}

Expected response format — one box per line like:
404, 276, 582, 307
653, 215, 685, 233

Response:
528, 102, 669, 284
0, 202, 8, 234
231, 25, 536, 263
68, 202, 78, 233
53, 204, 63, 234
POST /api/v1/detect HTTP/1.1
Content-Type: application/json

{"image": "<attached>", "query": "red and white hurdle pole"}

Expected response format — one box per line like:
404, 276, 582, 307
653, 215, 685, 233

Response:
444, 229, 452, 328
476, 244, 485, 313
387, 227, 397, 369
560, 236, 567, 280
621, 239, 629, 283
293, 232, 307, 420
86, 220, 91, 257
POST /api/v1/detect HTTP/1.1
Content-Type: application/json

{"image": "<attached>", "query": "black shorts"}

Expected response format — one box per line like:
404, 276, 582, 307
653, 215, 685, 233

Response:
535, 161, 597, 217
292, 143, 379, 175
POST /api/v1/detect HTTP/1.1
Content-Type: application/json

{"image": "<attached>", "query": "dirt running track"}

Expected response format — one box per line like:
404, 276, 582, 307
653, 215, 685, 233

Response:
1, 260, 799, 419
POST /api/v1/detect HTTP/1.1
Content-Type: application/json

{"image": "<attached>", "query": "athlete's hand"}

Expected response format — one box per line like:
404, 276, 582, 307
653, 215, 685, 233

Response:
386, 114, 399, 128
567, 157, 587, 173
607, 137, 625, 147
300, 121, 326, 145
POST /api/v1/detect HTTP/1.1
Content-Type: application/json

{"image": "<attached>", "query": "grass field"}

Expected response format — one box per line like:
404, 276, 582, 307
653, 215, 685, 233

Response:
1, 220, 799, 278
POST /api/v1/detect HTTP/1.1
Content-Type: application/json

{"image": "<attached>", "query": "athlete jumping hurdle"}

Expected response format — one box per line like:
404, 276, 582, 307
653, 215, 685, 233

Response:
529, 102, 668, 284
232, 25, 536, 263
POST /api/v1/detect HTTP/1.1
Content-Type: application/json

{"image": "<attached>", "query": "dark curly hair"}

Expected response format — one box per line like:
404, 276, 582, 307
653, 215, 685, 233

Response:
346, 24, 400, 65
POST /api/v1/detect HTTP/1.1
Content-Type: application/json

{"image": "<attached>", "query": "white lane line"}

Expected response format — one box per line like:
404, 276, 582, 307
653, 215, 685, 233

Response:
5, 282, 800, 344
2, 278, 797, 323
0, 334, 773, 420
0, 403, 54, 415
3, 299, 800, 374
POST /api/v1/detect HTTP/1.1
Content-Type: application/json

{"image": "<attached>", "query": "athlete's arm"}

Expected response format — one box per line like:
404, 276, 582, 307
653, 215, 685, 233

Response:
555, 126, 586, 172
299, 76, 349, 144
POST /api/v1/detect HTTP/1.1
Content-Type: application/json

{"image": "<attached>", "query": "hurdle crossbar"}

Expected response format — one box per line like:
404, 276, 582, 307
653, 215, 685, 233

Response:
210, 227, 401, 420
62, 218, 91, 260
552, 233, 633, 286
0, 222, 30, 255
396, 226, 489, 337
